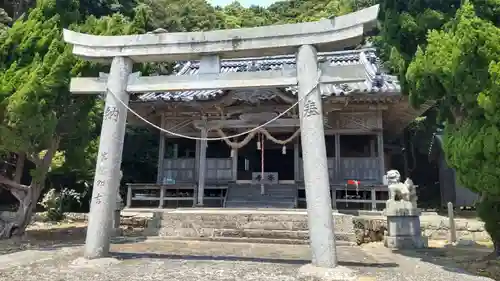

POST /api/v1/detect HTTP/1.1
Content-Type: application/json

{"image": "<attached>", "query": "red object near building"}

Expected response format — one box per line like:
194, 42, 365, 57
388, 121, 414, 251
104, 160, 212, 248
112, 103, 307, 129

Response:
347, 180, 360, 186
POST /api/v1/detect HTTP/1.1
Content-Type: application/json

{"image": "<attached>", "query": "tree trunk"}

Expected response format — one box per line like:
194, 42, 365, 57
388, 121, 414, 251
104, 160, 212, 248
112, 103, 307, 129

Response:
11, 182, 43, 236
477, 193, 500, 259
0, 182, 44, 239
14, 152, 25, 183
0, 138, 59, 239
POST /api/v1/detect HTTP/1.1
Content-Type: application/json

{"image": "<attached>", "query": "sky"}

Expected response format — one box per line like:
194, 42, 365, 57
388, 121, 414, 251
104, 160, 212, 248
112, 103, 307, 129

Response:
208, 0, 280, 7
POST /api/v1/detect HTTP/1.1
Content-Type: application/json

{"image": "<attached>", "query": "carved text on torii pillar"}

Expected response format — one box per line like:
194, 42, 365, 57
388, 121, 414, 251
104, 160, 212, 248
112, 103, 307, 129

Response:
104, 106, 119, 122
303, 99, 320, 118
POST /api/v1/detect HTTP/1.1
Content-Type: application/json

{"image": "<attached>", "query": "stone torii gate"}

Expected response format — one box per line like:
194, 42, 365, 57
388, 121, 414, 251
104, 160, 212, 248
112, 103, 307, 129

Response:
63, 4, 379, 279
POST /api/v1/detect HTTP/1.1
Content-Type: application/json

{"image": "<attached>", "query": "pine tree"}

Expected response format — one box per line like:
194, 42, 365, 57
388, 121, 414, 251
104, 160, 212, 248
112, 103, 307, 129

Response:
405, 1, 500, 256
0, 0, 149, 237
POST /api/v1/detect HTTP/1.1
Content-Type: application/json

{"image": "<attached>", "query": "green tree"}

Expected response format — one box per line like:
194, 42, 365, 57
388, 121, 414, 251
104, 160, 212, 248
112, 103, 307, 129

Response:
405, 2, 500, 256
0, 0, 149, 237
375, 0, 461, 95
138, 0, 221, 31
139, 0, 377, 32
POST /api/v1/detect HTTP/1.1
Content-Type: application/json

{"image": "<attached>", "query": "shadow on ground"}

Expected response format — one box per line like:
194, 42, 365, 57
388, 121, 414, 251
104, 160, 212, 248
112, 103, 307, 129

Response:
3, 223, 497, 280
0, 226, 86, 254
0, 226, 148, 254
111, 251, 399, 268
392, 243, 500, 280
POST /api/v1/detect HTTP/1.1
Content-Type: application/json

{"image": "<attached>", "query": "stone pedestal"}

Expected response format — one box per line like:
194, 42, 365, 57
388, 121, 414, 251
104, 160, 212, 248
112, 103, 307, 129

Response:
383, 200, 428, 249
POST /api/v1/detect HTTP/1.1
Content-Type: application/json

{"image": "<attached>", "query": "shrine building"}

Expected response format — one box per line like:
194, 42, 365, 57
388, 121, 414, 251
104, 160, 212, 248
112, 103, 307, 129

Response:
125, 49, 432, 210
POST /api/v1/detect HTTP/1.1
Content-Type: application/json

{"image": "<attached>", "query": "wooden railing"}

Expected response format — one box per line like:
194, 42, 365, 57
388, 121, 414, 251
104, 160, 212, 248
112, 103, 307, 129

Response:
127, 182, 390, 211
297, 184, 388, 211
126, 183, 228, 208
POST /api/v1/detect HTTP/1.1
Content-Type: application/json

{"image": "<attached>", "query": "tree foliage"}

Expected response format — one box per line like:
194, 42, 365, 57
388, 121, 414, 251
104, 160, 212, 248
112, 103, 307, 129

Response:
0, 0, 150, 236
137, 0, 376, 31
375, 0, 461, 96
382, 0, 500, 254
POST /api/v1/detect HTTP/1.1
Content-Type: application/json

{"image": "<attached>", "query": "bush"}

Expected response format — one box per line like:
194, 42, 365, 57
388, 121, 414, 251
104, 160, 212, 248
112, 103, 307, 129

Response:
40, 188, 83, 221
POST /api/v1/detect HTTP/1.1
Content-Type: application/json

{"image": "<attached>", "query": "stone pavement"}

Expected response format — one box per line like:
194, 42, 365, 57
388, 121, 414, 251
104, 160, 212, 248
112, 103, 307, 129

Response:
0, 239, 495, 281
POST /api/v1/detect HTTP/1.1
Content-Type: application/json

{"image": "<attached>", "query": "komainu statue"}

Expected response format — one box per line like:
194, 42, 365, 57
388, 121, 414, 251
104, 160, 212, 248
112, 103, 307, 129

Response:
386, 170, 417, 208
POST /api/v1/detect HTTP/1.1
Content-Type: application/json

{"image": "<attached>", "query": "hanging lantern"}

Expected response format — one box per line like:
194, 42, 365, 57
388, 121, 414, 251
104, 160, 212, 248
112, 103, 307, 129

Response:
257, 134, 261, 150
230, 149, 235, 158
282, 145, 286, 155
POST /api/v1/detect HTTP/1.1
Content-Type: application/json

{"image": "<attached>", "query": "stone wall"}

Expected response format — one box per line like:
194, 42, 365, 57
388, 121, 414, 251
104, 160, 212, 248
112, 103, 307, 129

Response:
0, 212, 152, 228
62, 212, 152, 228
353, 217, 386, 245
9, 211, 490, 245
353, 215, 491, 245
421, 216, 490, 242
147, 210, 357, 243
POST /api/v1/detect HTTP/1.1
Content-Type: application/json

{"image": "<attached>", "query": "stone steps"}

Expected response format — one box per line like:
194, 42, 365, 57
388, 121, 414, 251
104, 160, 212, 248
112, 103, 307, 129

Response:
146, 235, 355, 246
225, 201, 295, 209
143, 236, 355, 246
146, 209, 356, 244
225, 184, 298, 209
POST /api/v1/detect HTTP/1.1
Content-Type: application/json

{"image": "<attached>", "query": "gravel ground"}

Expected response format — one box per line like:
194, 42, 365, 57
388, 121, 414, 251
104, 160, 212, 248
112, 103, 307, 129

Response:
0, 239, 496, 281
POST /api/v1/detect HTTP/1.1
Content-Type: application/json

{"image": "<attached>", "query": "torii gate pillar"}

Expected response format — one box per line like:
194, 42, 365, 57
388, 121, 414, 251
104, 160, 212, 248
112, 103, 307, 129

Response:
296, 45, 337, 267
84, 57, 133, 259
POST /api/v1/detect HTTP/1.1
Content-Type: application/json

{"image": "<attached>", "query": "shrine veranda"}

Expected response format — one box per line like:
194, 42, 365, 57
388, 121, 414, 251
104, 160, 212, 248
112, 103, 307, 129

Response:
63, 4, 432, 264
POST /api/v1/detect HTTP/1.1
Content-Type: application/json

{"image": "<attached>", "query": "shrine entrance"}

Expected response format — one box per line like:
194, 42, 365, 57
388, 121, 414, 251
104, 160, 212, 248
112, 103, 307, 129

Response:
236, 133, 295, 183
263, 144, 295, 181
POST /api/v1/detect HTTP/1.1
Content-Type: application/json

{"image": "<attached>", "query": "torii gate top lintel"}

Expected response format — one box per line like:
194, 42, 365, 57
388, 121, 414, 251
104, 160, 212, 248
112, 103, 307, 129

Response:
63, 5, 379, 63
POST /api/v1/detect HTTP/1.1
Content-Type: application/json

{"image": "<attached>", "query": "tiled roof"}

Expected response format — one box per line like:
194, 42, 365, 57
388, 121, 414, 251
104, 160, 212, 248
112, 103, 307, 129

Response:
136, 49, 401, 102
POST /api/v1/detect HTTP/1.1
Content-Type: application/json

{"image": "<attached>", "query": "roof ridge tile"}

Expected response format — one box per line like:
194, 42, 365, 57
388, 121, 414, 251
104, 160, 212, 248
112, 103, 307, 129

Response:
136, 49, 400, 102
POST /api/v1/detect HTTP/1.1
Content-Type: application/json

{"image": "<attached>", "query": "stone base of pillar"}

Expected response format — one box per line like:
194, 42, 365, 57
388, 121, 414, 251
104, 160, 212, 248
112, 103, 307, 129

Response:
297, 264, 357, 281
111, 209, 122, 237
384, 235, 428, 249
383, 200, 428, 249
110, 228, 123, 237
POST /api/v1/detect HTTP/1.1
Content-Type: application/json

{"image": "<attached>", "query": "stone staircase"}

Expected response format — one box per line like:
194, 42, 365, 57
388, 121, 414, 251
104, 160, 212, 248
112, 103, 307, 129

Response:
224, 183, 298, 208
145, 209, 356, 245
